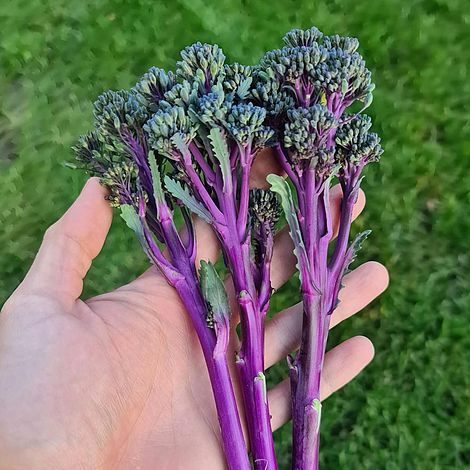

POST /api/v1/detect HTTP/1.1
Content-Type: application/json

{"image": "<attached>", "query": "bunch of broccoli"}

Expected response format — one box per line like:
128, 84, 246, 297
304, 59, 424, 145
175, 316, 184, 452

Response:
74, 26, 382, 470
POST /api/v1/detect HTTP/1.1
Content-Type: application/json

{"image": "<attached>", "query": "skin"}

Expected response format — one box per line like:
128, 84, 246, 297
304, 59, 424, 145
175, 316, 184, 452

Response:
0, 154, 389, 469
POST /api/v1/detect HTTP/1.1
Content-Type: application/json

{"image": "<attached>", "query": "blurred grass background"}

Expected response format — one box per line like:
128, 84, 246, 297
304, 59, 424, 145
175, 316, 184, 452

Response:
1, 0, 469, 468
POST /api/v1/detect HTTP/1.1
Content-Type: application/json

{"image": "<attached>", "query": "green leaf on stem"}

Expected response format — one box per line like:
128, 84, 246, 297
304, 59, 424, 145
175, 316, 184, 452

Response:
199, 260, 230, 323
148, 152, 165, 203
267, 174, 312, 287
344, 229, 371, 274
171, 132, 191, 156
164, 176, 212, 223
120, 204, 144, 241
208, 127, 231, 192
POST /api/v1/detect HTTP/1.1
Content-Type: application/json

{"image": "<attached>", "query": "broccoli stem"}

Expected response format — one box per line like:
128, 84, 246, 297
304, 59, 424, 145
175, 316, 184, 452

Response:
175, 278, 250, 470
292, 169, 365, 469
146, 200, 251, 470
235, 279, 276, 469
291, 292, 329, 470
289, 174, 333, 470
219, 185, 278, 470
329, 164, 363, 277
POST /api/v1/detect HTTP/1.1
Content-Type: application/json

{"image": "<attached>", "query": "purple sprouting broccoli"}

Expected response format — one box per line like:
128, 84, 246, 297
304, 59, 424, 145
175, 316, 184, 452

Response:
74, 26, 382, 470
142, 43, 280, 469
74, 79, 251, 470
254, 27, 383, 469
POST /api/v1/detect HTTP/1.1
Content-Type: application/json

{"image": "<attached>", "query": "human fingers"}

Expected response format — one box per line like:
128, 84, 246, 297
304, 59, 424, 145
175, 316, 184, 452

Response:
11, 178, 112, 309
268, 335, 375, 430
264, 261, 388, 367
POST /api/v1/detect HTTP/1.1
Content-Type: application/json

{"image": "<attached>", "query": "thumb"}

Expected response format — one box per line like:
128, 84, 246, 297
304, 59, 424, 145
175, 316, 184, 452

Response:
17, 178, 113, 308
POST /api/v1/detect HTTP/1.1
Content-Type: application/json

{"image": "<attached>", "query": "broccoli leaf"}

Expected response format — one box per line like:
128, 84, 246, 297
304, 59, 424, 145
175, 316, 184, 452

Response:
199, 260, 230, 322
344, 229, 371, 274
148, 152, 165, 204
208, 127, 231, 192
164, 175, 212, 223
267, 174, 313, 288
171, 132, 191, 156
120, 205, 144, 241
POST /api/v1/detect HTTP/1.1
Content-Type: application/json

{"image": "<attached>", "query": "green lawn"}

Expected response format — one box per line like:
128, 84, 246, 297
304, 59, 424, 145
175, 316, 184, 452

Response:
1, 0, 469, 468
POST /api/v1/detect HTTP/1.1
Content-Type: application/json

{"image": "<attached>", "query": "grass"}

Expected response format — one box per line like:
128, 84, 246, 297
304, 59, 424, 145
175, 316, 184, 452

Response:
1, 0, 469, 468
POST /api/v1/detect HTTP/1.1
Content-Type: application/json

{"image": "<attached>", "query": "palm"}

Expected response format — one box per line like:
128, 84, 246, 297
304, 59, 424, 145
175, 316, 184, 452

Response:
0, 272, 226, 468
0, 178, 388, 469
87, 270, 228, 468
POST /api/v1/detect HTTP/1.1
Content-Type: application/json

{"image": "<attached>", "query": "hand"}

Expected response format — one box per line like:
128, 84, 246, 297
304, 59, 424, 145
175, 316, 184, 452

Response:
0, 172, 388, 469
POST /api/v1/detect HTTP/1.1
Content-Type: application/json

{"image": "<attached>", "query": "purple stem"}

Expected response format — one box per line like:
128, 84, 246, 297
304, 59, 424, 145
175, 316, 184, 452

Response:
180, 149, 225, 224
291, 182, 333, 470
236, 147, 252, 240
235, 293, 276, 470
304, 169, 317, 268
140, 200, 250, 470
189, 141, 216, 184
291, 292, 330, 470
329, 236, 359, 314
230, 142, 239, 168
172, 137, 276, 467
317, 182, 333, 278
258, 223, 274, 313
122, 133, 248, 467
140, 219, 182, 283
122, 131, 153, 194
288, 88, 369, 468
180, 207, 196, 262
274, 145, 308, 223
274, 144, 300, 190
329, 165, 363, 279
175, 278, 250, 470
219, 190, 277, 470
